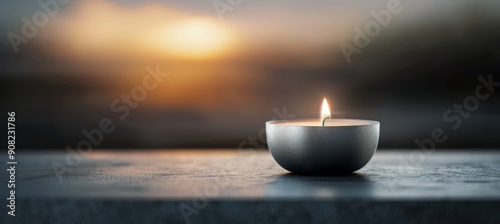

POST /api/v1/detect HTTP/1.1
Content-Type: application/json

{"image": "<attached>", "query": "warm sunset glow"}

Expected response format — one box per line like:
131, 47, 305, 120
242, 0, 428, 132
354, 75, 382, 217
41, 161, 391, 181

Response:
146, 18, 234, 59
321, 98, 331, 121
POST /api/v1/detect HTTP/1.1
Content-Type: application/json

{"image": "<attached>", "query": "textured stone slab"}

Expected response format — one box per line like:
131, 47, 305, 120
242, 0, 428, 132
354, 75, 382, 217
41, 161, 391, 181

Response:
2, 150, 500, 199
2, 150, 500, 223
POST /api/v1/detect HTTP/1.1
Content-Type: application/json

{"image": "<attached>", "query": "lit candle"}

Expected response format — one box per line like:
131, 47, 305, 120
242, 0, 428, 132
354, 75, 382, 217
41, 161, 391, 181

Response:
266, 98, 380, 174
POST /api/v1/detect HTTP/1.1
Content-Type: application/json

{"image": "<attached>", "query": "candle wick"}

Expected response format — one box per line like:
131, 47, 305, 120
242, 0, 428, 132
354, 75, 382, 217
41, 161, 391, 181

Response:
322, 117, 330, 126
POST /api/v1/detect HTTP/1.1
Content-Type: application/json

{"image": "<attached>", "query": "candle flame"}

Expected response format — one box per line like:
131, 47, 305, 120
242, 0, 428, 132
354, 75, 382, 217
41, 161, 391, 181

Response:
321, 98, 331, 121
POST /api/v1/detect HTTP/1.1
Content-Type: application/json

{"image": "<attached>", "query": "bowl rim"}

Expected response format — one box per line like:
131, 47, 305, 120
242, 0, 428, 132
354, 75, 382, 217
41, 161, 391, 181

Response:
266, 118, 380, 127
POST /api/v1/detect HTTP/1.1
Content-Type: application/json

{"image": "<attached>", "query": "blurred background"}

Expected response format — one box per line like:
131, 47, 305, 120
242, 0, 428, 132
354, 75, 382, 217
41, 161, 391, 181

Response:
1, 0, 499, 149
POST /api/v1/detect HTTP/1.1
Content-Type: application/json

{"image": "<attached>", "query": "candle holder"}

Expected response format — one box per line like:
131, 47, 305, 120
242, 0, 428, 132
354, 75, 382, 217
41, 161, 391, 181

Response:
266, 119, 379, 175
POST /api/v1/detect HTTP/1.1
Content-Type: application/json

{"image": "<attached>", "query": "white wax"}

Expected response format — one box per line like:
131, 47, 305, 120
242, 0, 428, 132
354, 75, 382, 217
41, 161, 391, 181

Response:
271, 119, 378, 127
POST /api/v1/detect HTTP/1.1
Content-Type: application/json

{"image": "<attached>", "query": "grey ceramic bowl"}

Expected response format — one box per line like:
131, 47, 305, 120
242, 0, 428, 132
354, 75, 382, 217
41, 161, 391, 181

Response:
266, 119, 379, 174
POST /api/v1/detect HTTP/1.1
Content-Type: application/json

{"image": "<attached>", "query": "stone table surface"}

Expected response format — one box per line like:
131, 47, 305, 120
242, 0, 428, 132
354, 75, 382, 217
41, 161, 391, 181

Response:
2, 149, 500, 223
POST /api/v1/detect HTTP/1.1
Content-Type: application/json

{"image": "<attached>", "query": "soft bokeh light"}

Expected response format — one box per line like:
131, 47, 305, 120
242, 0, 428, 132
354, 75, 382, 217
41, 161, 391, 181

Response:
143, 18, 234, 59
39, 1, 235, 60
1, 0, 500, 149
